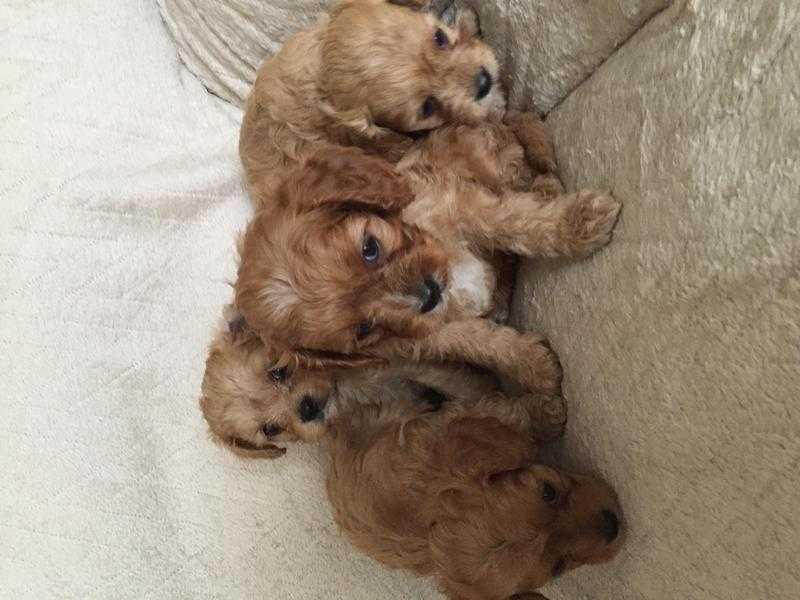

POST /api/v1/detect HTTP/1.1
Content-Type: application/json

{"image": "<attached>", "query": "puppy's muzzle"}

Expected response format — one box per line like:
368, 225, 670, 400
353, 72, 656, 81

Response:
417, 278, 442, 313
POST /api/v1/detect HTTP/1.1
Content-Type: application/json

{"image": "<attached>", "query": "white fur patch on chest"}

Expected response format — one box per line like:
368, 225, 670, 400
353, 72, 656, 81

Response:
448, 249, 495, 317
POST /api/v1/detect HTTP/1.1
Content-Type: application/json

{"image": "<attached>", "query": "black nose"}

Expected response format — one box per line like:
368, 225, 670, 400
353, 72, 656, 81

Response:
600, 510, 620, 543
298, 396, 323, 423
418, 278, 442, 313
420, 386, 447, 411
475, 67, 493, 100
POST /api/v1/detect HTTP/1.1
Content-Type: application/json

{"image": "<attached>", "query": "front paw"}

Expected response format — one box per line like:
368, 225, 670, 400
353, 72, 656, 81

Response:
533, 394, 567, 442
515, 333, 563, 395
562, 190, 622, 256
531, 173, 565, 197
503, 110, 557, 174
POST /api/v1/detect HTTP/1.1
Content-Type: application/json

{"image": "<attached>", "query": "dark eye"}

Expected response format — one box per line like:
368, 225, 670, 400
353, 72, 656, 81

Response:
542, 482, 558, 504
268, 366, 288, 383
362, 235, 381, 264
434, 28, 448, 48
262, 423, 282, 438
356, 320, 373, 341
551, 557, 567, 577
421, 96, 437, 119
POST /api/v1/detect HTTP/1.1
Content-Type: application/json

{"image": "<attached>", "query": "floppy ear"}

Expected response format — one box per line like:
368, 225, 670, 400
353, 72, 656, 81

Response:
387, 0, 432, 9
389, 0, 461, 25
224, 436, 287, 460
440, 417, 534, 483
456, 5, 481, 38
290, 347, 387, 370
275, 147, 414, 214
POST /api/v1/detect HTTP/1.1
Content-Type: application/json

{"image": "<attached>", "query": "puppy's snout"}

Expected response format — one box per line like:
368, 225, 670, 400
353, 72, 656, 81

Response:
599, 510, 620, 543
475, 67, 493, 101
298, 396, 324, 423
418, 278, 442, 313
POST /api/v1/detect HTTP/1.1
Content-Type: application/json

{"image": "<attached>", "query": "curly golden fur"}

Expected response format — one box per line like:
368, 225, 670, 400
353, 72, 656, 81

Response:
327, 390, 623, 600
198, 312, 623, 600
235, 117, 618, 388
199, 306, 501, 457
239, 0, 505, 201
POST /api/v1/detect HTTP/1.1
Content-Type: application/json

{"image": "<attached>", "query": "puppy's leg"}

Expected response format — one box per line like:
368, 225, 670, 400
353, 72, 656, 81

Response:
382, 318, 562, 394
504, 110, 565, 197
504, 110, 557, 175
456, 186, 622, 258
488, 252, 516, 324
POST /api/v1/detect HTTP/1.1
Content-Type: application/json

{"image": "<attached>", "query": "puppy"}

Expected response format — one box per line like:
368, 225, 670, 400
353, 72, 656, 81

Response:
200, 306, 500, 457
200, 309, 624, 597
235, 127, 618, 389
240, 0, 505, 202
327, 388, 624, 600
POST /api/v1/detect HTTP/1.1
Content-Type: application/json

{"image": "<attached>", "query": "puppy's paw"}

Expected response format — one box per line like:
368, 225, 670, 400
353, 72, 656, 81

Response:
562, 190, 622, 256
531, 173, 565, 197
503, 110, 557, 174
514, 332, 562, 395
533, 394, 568, 442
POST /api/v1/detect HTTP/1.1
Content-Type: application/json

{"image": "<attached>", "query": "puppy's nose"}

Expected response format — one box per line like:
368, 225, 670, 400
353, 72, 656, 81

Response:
599, 510, 620, 543
418, 278, 442, 313
475, 67, 493, 100
298, 396, 324, 423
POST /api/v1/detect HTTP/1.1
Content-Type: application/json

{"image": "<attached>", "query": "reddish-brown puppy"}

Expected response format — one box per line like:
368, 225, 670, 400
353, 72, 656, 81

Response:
235, 130, 616, 387
240, 0, 506, 201
327, 390, 623, 600
199, 306, 500, 457
199, 313, 624, 600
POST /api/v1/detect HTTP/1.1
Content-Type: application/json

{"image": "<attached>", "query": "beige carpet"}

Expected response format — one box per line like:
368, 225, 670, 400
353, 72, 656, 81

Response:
2, 0, 798, 598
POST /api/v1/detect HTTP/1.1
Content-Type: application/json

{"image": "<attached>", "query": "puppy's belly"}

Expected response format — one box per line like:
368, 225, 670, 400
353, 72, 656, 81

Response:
449, 248, 495, 317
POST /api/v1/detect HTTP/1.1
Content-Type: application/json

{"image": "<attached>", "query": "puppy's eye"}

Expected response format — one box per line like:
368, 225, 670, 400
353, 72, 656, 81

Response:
362, 235, 381, 264
421, 96, 437, 119
542, 482, 558, 504
551, 557, 567, 577
268, 366, 288, 383
434, 28, 448, 49
262, 423, 282, 438
356, 320, 373, 341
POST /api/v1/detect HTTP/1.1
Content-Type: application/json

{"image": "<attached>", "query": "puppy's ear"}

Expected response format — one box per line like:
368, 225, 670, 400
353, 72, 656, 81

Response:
387, 0, 432, 9
276, 148, 414, 214
390, 0, 459, 25
226, 437, 287, 460
292, 347, 386, 370
456, 5, 481, 38
440, 416, 533, 482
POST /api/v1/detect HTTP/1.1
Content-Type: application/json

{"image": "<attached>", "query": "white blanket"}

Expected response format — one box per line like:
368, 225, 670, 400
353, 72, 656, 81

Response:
0, 1, 437, 597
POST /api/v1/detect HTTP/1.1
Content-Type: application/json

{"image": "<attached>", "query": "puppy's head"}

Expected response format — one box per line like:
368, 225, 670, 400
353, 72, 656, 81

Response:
199, 309, 337, 458
236, 149, 451, 367
321, 0, 505, 136
432, 421, 624, 598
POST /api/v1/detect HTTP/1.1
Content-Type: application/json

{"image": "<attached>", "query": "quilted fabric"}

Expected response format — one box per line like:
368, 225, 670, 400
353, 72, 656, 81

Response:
0, 1, 435, 598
